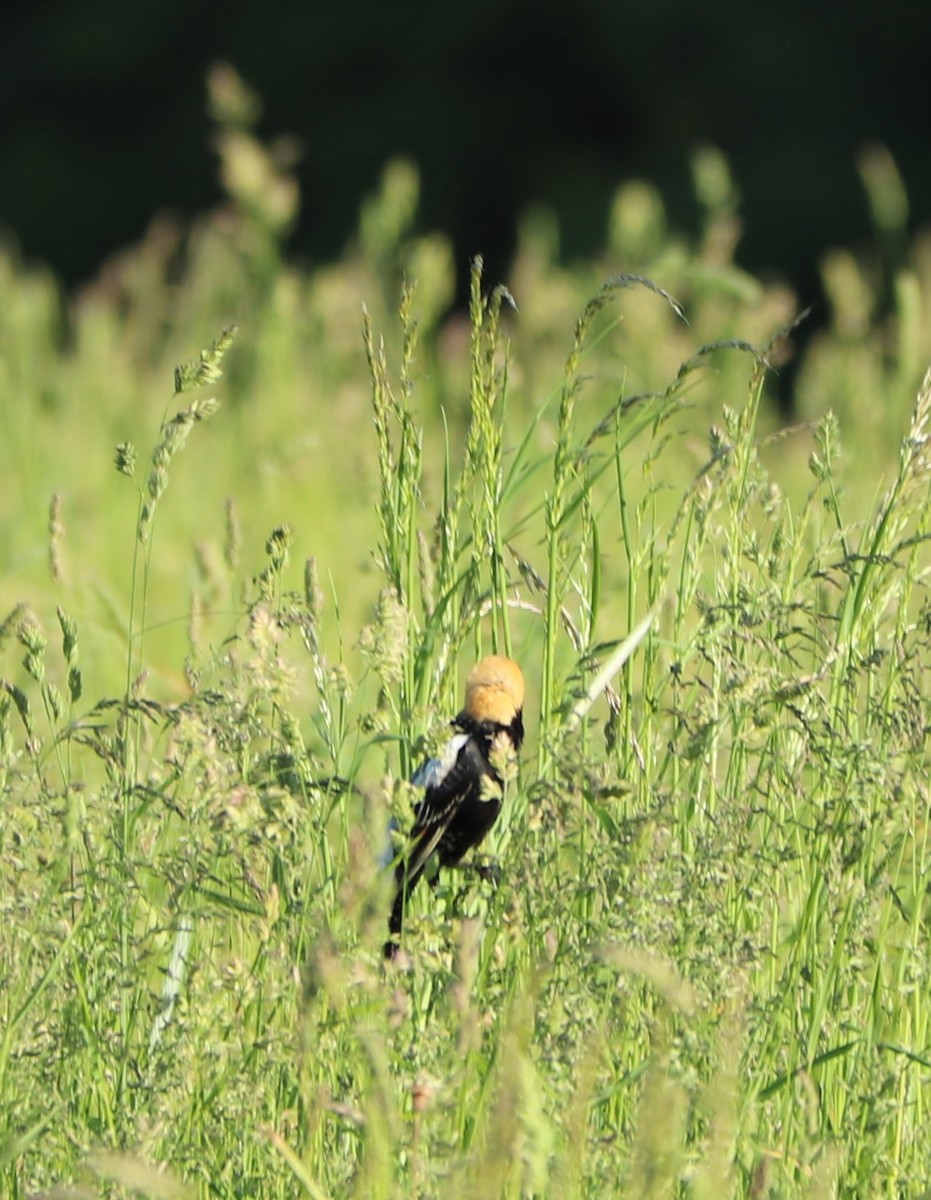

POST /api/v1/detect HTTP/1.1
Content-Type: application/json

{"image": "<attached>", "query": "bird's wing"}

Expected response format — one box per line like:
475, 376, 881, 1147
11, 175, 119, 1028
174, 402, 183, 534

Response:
403, 737, 488, 882
410, 732, 470, 790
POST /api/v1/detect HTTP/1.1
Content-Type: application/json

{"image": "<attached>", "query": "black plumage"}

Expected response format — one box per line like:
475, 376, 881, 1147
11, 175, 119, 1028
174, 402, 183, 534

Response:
384, 657, 524, 960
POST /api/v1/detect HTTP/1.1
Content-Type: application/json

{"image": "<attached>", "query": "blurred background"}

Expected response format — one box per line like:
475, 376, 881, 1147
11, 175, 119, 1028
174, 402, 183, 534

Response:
3, 0, 930, 323
4, 0, 931, 703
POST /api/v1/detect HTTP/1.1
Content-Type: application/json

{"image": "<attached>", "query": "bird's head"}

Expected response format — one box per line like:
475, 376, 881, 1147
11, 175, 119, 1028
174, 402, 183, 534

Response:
462, 655, 525, 727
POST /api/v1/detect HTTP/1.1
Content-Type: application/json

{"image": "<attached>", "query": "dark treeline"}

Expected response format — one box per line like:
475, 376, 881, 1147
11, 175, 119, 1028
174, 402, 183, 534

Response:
3, 0, 929, 317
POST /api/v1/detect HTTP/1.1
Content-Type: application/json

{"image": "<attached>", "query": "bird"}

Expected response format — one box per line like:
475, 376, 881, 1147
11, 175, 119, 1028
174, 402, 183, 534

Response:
383, 655, 525, 960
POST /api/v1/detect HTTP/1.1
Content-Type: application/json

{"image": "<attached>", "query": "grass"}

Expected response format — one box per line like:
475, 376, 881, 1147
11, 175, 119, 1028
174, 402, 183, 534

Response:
3, 67, 931, 1198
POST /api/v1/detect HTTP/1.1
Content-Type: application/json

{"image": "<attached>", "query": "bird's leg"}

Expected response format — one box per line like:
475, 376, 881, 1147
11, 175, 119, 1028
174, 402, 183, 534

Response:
473, 855, 502, 887
446, 855, 501, 887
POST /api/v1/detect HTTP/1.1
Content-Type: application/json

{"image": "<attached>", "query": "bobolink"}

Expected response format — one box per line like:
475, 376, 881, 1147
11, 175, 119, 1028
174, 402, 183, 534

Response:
384, 655, 525, 960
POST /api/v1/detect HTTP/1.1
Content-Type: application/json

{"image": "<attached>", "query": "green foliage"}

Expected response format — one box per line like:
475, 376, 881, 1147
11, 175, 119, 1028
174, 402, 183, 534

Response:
3, 69, 931, 1200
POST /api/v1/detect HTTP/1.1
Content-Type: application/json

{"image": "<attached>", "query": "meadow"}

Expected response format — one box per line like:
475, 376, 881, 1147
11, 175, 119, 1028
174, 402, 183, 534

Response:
3, 72, 931, 1198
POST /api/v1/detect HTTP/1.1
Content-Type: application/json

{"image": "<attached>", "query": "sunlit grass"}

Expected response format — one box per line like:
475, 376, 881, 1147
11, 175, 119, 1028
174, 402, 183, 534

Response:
2, 65, 931, 1200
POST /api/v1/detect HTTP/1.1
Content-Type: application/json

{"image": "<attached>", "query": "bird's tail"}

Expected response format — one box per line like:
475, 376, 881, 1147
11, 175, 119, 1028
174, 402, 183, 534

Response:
384, 862, 419, 959
386, 837, 443, 959
383, 820, 447, 959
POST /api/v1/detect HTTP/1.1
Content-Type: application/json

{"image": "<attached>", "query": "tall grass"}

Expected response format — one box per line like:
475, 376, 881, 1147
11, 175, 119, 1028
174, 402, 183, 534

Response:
3, 67, 931, 1200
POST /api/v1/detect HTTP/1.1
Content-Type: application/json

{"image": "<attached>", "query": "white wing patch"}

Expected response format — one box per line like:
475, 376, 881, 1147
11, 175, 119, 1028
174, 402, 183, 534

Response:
411, 732, 470, 790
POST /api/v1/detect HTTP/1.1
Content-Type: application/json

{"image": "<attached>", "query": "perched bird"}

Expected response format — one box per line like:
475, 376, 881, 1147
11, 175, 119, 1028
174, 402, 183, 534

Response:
383, 655, 525, 960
